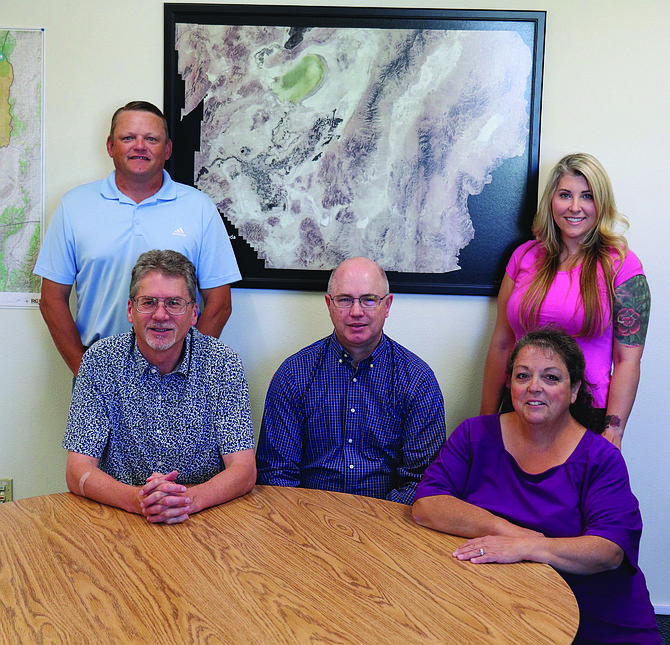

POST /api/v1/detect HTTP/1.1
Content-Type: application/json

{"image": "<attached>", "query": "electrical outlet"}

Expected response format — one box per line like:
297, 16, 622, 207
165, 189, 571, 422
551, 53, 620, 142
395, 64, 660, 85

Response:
0, 478, 13, 503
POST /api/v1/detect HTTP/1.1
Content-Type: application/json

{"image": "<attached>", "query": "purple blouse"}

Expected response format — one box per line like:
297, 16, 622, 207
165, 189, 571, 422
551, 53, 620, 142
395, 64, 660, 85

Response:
415, 414, 660, 644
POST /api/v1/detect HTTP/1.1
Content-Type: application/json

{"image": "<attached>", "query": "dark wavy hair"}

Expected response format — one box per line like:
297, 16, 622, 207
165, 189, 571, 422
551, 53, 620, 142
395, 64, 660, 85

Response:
507, 326, 600, 432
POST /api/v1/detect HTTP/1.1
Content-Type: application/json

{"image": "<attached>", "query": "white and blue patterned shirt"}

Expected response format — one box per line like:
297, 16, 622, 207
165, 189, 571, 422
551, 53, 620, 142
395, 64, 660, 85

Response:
64, 328, 254, 486
256, 333, 446, 504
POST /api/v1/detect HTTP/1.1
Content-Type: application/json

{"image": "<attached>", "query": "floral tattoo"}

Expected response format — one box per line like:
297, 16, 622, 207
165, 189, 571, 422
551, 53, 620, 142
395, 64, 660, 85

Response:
605, 414, 621, 428
613, 275, 650, 346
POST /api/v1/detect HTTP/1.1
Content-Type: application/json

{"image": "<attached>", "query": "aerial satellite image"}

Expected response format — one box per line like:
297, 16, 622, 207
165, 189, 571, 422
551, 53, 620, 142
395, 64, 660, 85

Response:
175, 24, 532, 274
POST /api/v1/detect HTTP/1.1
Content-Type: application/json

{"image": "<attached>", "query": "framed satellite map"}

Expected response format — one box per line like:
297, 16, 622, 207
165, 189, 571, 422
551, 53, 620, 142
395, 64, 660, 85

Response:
165, 4, 545, 294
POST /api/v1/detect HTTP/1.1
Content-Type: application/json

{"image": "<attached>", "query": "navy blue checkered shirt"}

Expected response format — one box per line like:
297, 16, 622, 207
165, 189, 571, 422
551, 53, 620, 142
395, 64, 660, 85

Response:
256, 333, 445, 504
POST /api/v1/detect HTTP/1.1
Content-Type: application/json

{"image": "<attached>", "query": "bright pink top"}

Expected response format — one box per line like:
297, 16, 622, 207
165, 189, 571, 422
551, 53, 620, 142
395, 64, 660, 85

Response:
506, 240, 644, 408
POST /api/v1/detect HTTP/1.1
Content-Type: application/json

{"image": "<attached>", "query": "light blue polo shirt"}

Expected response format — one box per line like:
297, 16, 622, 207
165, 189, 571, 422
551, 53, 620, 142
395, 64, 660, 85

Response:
34, 170, 241, 346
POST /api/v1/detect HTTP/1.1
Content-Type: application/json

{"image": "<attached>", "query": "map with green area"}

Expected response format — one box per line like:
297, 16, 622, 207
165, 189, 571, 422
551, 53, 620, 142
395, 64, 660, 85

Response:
0, 29, 43, 306
176, 24, 533, 273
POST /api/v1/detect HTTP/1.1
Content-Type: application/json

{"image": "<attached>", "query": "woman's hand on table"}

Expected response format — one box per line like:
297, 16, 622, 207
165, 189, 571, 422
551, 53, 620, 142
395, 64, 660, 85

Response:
454, 533, 624, 575
454, 532, 543, 565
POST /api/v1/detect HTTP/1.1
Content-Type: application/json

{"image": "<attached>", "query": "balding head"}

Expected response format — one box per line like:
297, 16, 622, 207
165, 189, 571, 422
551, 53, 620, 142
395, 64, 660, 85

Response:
325, 257, 392, 366
327, 257, 389, 296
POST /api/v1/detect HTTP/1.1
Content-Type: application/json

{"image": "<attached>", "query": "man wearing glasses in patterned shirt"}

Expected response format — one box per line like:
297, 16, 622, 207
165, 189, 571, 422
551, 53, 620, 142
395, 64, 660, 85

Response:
256, 257, 445, 504
63, 250, 255, 524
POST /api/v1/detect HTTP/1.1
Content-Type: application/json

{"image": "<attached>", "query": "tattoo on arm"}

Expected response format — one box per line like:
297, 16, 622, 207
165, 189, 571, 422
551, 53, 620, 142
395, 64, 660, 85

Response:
605, 414, 621, 429
613, 274, 651, 346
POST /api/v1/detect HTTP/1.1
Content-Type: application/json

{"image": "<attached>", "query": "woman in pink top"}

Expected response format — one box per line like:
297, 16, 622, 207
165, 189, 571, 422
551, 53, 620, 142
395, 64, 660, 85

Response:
481, 153, 650, 448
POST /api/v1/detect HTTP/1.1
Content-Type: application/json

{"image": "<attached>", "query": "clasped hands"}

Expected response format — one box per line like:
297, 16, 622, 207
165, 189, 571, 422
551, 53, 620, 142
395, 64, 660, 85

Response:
138, 470, 191, 524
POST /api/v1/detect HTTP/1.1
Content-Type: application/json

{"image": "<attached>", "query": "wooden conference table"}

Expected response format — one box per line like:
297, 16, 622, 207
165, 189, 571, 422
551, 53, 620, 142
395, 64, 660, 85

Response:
0, 486, 578, 644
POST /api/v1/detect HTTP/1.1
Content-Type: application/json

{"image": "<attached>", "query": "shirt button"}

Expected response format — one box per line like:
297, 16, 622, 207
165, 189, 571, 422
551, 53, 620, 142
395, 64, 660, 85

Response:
348, 438, 353, 444
350, 408, 355, 413
352, 377, 357, 383
349, 464, 354, 470
157, 461, 163, 467
151, 368, 157, 374
338, 359, 343, 364
370, 363, 374, 368
135, 219, 140, 225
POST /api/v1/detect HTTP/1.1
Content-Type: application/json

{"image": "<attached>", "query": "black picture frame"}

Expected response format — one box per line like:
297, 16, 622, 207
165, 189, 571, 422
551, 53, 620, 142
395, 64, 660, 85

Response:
164, 4, 545, 295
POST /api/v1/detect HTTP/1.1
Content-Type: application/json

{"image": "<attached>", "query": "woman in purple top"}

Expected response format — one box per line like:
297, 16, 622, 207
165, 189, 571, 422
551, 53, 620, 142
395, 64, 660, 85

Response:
481, 153, 650, 447
414, 328, 660, 644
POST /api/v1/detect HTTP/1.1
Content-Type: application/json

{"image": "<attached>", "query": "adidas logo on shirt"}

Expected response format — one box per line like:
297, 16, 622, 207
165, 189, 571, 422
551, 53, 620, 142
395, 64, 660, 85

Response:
172, 227, 186, 237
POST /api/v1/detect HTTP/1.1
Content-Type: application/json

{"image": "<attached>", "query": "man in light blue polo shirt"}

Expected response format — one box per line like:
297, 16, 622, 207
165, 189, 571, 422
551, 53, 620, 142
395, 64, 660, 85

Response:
34, 101, 241, 375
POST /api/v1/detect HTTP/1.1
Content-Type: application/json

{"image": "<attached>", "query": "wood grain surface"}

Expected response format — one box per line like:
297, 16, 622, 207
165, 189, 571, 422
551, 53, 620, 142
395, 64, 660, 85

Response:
0, 486, 578, 644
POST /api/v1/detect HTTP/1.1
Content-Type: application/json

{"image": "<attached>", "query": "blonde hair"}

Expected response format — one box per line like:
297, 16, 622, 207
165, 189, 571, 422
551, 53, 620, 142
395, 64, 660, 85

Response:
520, 153, 629, 338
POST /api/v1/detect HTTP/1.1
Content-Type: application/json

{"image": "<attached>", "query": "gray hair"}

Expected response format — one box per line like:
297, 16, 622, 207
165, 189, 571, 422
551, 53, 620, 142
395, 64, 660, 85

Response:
129, 250, 197, 301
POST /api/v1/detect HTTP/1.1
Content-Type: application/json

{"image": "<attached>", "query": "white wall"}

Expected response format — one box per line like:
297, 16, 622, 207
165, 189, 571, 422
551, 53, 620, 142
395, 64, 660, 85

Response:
3, 0, 669, 610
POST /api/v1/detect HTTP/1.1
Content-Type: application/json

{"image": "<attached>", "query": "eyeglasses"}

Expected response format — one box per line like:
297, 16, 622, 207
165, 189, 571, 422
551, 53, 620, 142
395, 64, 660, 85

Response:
329, 294, 389, 309
132, 296, 194, 315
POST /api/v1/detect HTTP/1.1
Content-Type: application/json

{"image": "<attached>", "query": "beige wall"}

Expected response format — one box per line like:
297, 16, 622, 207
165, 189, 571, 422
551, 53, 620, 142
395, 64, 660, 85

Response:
3, 0, 669, 609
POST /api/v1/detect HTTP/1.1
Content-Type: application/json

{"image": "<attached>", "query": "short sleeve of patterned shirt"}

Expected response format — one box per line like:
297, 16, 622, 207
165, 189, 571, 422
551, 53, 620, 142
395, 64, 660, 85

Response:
63, 329, 254, 486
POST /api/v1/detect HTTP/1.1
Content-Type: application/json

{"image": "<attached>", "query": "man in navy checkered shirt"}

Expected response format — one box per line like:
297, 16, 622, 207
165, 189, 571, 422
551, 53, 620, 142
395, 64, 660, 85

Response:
256, 257, 445, 504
